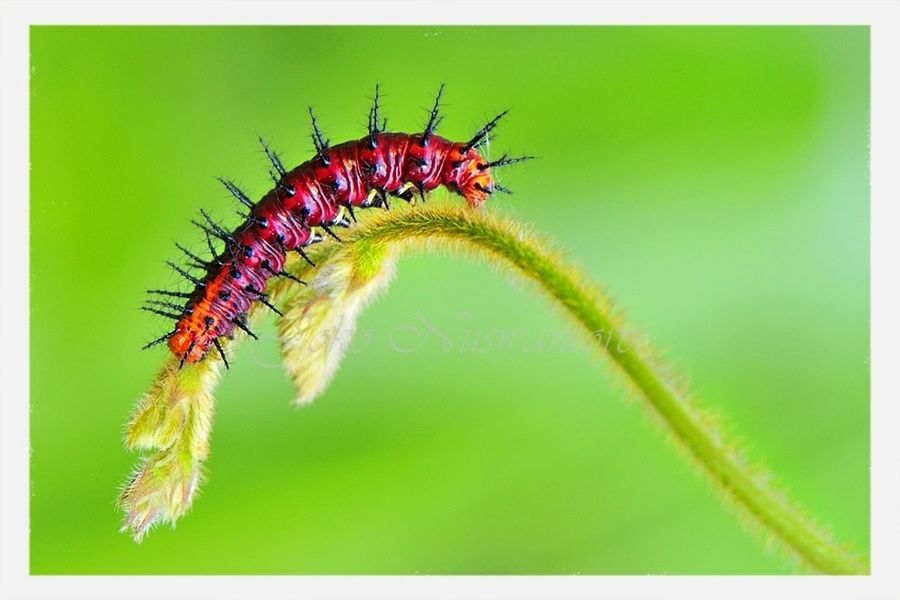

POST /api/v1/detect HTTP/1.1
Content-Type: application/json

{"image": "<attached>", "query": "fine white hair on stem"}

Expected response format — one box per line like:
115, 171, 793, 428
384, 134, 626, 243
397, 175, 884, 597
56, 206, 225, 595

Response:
278, 246, 397, 406
118, 359, 222, 541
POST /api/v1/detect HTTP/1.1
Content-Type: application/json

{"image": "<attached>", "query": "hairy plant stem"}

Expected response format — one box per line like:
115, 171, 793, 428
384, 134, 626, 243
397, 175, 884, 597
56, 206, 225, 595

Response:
291, 206, 864, 574
123, 205, 865, 573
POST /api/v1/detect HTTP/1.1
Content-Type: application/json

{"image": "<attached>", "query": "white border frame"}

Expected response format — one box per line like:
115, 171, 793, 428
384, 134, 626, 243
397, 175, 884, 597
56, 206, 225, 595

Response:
2, 2, 898, 599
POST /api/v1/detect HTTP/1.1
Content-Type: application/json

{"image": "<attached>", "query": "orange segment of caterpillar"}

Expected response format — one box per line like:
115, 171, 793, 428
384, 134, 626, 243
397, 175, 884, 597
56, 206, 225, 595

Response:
142, 85, 534, 368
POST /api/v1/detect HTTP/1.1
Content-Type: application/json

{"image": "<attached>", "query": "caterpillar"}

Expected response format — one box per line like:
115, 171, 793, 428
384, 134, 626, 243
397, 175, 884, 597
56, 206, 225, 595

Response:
142, 85, 532, 368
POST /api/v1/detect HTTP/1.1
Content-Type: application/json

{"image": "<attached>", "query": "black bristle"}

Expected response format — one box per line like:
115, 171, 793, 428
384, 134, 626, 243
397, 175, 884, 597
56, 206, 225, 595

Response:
486, 154, 535, 169
308, 106, 331, 165
202, 230, 222, 265
368, 84, 384, 147
256, 295, 283, 317
421, 83, 445, 145
147, 289, 192, 299
165, 261, 204, 286
463, 109, 510, 152
141, 306, 183, 321
295, 247, 316, 267
218, 177, 254, 209
231, 316, 258, 340
144, 298, 187, 312
141, 330, 174, 350
262, 261, 307, 286
244, 285, 283, 316
175, 243, 208, 270
212, 337, 229, 370
258, 136, 286, 178
199, 209, 236, 243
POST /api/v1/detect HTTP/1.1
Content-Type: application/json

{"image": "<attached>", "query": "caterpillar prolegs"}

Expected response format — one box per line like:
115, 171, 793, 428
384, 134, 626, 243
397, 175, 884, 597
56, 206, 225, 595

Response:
142, 85, 533, 367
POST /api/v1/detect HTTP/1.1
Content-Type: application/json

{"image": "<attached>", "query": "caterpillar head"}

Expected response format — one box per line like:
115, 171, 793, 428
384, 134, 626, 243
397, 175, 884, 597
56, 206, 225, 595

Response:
444, 144, 495, 208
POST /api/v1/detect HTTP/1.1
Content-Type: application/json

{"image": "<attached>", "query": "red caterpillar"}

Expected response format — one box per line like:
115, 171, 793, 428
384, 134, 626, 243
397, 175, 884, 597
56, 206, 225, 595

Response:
143, 85, 532, 367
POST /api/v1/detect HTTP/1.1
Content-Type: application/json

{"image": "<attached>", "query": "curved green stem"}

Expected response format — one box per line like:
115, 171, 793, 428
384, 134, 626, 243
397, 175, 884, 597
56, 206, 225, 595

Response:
305, 206, 865, 574
122, 205, 865, 573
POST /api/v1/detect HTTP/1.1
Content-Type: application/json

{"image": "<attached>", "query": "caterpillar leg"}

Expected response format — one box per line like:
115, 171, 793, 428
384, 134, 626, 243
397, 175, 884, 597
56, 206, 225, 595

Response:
332, 206, 352, 228
367, 187, 390, 211
393, 182, 416, 203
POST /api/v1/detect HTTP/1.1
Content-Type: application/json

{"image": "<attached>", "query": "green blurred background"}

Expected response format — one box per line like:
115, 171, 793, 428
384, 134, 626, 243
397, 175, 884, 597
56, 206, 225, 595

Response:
30, 26, 869, 574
